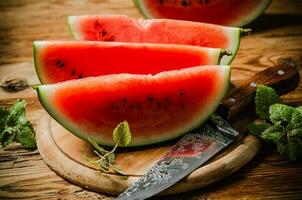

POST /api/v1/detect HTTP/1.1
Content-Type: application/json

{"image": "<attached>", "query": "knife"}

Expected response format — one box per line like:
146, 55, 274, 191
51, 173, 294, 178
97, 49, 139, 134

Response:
116, 63, 299, 200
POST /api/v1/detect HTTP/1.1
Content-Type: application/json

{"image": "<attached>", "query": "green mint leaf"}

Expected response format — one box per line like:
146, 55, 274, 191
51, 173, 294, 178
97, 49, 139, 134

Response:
113, 121, 131, 147
277, 142, 290, 160
0, 100, 36, 149
7, 99, 27, 126
296, 106, 302, 115
0, 107, 9, 133
15, 122, 36, 149
255, 85, 281, 119
269, 103, 295, 124
0, 127, 17, 147
0, 107, 11, 145
287, 140, 302, 161
288, 110, 302, 131
261, 123, 283, 144
289, 129, 302, 138
248, 122, 270, 137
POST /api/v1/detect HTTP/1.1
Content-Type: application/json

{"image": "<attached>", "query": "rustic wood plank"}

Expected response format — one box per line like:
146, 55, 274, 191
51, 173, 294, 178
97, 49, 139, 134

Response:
0, 0, 302, 199
0, 143, 114, 200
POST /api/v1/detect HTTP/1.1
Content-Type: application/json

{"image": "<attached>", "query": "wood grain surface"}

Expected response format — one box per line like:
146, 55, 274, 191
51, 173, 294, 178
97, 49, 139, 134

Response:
0, 0, 302, 199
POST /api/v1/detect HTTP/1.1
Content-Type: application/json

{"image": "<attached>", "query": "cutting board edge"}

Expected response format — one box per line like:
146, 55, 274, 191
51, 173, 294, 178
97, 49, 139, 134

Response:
36, 112, 261, 196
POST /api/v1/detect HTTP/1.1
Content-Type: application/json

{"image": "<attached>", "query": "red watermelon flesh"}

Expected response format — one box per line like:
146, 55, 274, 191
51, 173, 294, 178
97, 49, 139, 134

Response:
68, 15, 243, 65
135, 0, 271, 27
36, 65, 230, 146
34, 41, 226, 84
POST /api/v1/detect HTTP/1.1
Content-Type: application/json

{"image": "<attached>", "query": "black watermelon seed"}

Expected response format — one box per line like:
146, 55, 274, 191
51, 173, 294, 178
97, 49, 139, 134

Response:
55, 60, 62, 67
181, 0, 189, 6
156, 102, 162, 109
102, 29, 107, 36
122, 98, 127, 104
158, 0, 164, 4
71, 69, 76, 76
147, 96, 153, 102
55, 60, 64, 68
78, 74, 83, 79
199, 0, 210, 4
94, 21, 101, 28
179, 91, 185, 96
165, 97, 171, 104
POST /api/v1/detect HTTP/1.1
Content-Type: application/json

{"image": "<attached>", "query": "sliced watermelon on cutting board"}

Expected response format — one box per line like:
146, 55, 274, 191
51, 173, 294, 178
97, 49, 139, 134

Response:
33, 41, 228, 84
35, 65, 230, 146
68, 15, 246, 65
134, 0, 271, 27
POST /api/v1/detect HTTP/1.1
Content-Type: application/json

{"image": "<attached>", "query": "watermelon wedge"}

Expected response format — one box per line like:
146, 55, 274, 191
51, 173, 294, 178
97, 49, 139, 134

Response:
35, 65, 230, 146
68, 15, 247, 65
33, 41, 227, 84
134, 0, 271, 27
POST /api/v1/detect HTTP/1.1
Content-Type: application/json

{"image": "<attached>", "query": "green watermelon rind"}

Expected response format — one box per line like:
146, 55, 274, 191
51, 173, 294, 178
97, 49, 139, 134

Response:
221, 27, 240, 65
35, 66, 231, 147
68, 16, 83, 41
33, 41, 45, 84
134, 0, 271, 27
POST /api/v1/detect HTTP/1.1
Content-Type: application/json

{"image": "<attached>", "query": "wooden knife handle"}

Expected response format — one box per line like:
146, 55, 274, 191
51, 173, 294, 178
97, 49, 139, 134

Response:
217, 63, 300, 121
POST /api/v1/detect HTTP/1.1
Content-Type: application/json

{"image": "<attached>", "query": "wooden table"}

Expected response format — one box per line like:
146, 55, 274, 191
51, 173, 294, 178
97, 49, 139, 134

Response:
0, 0, 302, 199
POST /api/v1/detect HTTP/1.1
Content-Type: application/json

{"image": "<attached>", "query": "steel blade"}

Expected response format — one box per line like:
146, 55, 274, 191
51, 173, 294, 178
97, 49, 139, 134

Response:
117, 116, 239, 200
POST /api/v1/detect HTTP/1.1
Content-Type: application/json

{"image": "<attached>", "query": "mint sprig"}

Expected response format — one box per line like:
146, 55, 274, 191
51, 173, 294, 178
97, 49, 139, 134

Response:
255, 84, 281, 119
0, 100, 36, 149
249, 85, 302, 161
85, 121, 131, 175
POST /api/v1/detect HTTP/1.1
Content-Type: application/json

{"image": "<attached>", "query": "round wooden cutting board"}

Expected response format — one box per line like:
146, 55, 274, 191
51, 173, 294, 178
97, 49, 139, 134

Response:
36, 111, 261, 196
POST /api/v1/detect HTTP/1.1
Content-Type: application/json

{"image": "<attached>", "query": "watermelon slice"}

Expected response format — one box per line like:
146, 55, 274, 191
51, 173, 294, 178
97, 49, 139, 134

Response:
68, 15, 248, 65
35, 65, 230, 146
134, 0, 271, 27
33, 41, 227, 84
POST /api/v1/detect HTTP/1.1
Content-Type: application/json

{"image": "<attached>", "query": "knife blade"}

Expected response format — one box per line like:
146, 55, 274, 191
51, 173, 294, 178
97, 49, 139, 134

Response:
117, 114, 238, 200
117, 63, 299, 200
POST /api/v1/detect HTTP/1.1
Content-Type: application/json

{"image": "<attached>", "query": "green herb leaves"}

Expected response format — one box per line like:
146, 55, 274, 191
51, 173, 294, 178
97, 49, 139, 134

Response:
113, 121, 131, 147
0, 100, 36, 149
248, 122, 270, 137
249, 85, 302, 161
86, 121, 131, 175
255, 85, 281, 119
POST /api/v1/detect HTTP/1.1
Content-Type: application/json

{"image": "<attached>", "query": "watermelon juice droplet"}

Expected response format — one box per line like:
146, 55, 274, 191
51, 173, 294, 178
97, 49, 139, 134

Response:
250, 82, 257, 87
228, 98, 235, 103
277, 70, 284, 75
